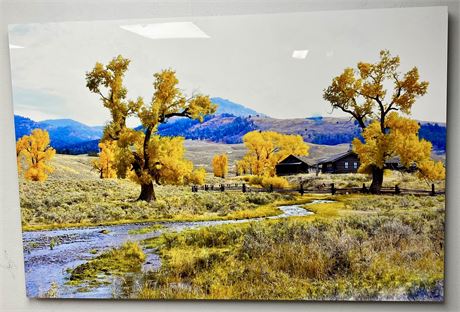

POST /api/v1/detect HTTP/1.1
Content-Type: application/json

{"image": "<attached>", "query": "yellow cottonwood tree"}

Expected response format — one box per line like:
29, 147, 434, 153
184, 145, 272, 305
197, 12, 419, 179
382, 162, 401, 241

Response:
16, 129, 56, 181
241, 131, 309, 177
212, 154, 228, 178
92, 141, 117, 178
323, 50, 444, 192
353, 112, 445, 181
86, 55, 215, 201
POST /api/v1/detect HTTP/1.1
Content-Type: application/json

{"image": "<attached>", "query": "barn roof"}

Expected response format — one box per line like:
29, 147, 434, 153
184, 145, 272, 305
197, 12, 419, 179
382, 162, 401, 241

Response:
317, 150, 357, 164
277, 155, 317, 167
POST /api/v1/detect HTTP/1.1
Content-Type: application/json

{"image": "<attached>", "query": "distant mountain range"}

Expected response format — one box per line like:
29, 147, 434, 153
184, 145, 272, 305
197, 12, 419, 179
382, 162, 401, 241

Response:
14, 115, 103, 152
14, 98, 446, 155
211, 97, 266, 117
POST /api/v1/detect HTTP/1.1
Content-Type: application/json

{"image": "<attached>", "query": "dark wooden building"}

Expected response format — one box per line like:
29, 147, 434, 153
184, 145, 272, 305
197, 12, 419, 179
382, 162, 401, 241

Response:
384, 156, 417, 172
318, 150, 360, 174
276, 155, 316, 175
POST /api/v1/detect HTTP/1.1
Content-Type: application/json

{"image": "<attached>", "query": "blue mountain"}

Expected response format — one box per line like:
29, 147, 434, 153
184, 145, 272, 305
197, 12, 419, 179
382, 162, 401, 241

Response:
14, 115, 103, 152
211, 97, 265, 117
13, 98, 446, 155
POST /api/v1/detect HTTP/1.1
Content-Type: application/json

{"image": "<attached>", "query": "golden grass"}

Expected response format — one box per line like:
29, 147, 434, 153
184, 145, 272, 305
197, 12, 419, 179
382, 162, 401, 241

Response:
135, 194, 445, 300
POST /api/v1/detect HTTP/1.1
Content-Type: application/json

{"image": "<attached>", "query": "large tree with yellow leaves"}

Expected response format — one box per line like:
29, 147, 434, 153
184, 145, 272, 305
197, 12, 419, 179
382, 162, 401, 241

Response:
323, 50, 445, 193
86, 55, 215, 201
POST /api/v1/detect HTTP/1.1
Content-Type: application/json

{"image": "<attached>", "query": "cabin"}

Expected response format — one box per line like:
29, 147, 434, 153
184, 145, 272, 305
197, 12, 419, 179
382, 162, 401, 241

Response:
318, 151, 360, 174
384, 156, 417, 172
275, 155, 316, 175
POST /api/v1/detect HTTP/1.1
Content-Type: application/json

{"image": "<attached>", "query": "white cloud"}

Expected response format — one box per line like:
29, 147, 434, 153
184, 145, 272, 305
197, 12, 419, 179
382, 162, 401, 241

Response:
292, 50, 309, 59
120, 22, 210, 40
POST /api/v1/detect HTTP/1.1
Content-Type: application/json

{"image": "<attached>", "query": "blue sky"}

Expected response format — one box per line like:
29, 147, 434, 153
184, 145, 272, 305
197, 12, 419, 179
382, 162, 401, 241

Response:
8, 7, 447, 127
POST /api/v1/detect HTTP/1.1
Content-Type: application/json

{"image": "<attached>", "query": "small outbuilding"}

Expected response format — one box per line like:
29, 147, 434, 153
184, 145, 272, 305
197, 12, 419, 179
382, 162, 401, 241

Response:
318, 150, 360, 174
275, 155, 316, 175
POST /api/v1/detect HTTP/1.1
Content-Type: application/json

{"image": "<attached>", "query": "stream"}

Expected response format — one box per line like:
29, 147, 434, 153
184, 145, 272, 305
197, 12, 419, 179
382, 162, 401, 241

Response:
22, 200, 332, 298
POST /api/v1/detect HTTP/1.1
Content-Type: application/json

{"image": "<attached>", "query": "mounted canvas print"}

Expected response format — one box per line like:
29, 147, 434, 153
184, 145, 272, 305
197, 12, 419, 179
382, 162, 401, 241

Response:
9, 6, 447, 300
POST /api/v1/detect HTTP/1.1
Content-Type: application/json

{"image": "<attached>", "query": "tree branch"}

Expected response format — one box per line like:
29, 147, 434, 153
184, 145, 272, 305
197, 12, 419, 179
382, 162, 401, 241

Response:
97, 90, 110, 103
334, 104, 366, 129
161, 108, 190, 122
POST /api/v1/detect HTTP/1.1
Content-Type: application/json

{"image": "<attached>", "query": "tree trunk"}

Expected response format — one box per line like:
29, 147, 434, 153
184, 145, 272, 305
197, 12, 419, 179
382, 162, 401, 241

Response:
369, 165, 384, 194
137, 181, 156, 202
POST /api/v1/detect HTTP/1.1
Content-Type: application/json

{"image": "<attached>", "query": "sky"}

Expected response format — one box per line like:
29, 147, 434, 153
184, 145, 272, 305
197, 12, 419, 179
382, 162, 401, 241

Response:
8, 7, 447, 127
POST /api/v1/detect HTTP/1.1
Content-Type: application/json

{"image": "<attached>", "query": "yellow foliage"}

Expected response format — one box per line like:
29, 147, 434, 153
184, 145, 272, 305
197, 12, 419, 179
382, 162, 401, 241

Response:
92, 141, 117, 178
86, 56, 216, 200
212, 154, 228, 178
236, 158, 252, 176
16, 135, 29, 173
242, 131, 309, 177
245, 175, 290, 189
261, 176, 290, 189
324, 50, 441, 189
324, 50, 429, 128
189, 167, 206, 185
16, 129, 56, 181
127, 135, 199, 186
417, 159, 445, 181
353, 112, 445, 181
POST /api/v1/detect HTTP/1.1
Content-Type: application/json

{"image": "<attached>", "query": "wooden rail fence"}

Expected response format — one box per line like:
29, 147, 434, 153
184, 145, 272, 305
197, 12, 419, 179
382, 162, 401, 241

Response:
191, 182, 445, 196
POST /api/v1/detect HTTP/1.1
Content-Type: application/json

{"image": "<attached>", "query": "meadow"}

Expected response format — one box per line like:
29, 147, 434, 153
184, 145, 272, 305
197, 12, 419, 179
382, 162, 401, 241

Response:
20, 153, 443, 230
19, 154, 295, 230
133, 194, 445, 300
20, 153, 445, 300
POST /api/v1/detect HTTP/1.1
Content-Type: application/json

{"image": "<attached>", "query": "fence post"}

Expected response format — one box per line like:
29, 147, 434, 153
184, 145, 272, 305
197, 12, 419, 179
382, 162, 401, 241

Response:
362, 183, 367, 193
431, 184, 435, 196
269, 184, 273, 193
299, 183, 304, 196
220, 184, 225, 192
242, 183, 246, 193
395, 185, 400, 195
331, 183, 336, 195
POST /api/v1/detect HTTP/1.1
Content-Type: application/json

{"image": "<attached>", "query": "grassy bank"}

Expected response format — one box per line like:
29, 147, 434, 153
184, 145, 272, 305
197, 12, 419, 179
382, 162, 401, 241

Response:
134, 194, 444, 300
67, 241, 146, 292
20, 178, 297, 231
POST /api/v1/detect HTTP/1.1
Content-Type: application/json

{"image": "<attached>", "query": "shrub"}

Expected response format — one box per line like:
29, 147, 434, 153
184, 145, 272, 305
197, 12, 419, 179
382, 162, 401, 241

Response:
247, 175, 263, 186
244, 175, 290, 189
261, 176, 290, 189
189, 167, 206, 185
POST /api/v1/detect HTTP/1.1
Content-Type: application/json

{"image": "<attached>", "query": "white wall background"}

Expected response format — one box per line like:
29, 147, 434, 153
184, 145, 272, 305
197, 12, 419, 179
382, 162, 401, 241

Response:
0, 1, 459, 311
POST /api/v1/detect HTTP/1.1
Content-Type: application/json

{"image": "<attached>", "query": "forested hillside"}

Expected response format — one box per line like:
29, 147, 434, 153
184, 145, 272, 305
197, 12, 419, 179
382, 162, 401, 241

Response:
14, 113, 446, 155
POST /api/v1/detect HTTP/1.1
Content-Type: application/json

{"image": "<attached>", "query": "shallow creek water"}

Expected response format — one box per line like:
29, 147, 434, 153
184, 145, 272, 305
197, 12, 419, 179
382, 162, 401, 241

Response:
22, 200, 333, 298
